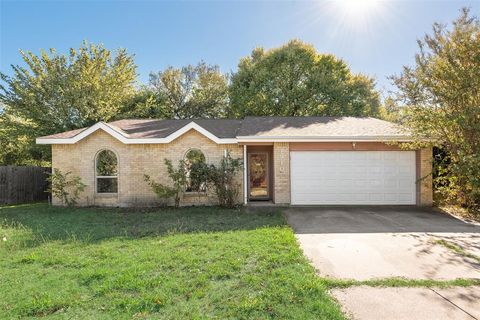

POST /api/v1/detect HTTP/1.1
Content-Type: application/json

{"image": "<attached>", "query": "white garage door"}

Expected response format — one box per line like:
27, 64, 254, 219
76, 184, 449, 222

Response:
290, 151, 416, 205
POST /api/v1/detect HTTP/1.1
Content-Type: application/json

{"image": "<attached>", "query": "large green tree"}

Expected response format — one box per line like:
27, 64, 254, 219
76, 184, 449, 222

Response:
116, 87, 165, 119
0, 42, 137, 165
392, 8, 480, 208
229, 40, 381, 117
148, 62, 229, 119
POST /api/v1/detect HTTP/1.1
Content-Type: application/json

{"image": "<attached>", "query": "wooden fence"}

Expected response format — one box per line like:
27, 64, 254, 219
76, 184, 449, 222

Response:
0, 166, 51, 205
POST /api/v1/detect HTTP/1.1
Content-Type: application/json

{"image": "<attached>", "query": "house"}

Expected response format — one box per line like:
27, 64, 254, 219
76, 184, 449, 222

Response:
36, 117, 432, 207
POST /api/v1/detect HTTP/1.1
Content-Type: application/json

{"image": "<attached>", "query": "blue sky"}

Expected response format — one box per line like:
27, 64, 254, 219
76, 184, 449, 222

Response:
1, 0, 479, 95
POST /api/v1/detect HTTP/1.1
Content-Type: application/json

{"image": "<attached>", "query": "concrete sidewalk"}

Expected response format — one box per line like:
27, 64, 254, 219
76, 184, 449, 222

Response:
332, 286, 480, 320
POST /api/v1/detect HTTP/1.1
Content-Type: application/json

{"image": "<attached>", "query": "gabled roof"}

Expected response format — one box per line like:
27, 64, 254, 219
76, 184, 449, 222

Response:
36, 117, 412, 145
107, 119, 243, 139
37, 120, 240, 145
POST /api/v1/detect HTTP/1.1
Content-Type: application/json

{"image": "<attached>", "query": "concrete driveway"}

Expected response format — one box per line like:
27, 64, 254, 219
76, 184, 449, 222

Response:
285, 206, 480, 280
285, 206, 480, 320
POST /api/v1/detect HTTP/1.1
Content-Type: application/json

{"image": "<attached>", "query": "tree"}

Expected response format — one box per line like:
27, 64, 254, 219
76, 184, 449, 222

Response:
0, 113, 39, 165
229, 40, 381, 117
116, 87, 168, 119
0, 42, 137, 165
148, 61, 229, 119
378, 97, 406, 123
391, 8, 480, 208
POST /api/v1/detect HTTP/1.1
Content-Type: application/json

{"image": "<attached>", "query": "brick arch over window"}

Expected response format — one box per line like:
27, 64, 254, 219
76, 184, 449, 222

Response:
95, 149, 118, 194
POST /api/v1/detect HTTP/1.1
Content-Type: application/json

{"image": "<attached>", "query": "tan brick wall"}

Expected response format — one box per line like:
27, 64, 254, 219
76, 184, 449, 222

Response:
417, 147, 433, 206
273, 142, 290, 204
52, 129, 244, 207
52, 131, 433, 207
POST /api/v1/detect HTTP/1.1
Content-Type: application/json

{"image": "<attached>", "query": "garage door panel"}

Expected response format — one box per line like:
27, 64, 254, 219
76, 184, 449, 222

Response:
290, 151, 416, 205
384, 180, 399, 190
384, 193, 398, 201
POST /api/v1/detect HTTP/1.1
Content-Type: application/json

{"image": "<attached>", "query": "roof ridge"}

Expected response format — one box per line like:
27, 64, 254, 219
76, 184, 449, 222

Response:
101, 122, 131, 138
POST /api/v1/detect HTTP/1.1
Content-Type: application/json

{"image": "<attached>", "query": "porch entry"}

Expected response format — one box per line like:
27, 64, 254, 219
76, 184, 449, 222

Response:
248, 152, 271, 200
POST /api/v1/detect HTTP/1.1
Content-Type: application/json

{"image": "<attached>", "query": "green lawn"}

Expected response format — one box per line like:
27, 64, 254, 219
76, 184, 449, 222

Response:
0, 203, 345, 319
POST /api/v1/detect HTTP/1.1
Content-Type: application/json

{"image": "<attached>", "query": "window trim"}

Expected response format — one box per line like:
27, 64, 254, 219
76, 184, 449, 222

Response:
95, 148, 119, 195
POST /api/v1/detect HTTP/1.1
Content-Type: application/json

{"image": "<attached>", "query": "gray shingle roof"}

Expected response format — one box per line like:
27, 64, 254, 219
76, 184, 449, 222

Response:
107, 119, 243, 138
38, 117, 410, 140
238, 116, 409, 138
39, 127, 89, 139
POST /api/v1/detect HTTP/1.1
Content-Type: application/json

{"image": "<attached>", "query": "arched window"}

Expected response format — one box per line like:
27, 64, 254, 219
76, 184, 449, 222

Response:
96, 149, 118, 193
184, 149, 207, 192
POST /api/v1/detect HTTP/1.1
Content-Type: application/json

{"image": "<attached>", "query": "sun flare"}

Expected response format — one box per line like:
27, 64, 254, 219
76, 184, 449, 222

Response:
335, 0, 383, 17
312, 0, 390, 36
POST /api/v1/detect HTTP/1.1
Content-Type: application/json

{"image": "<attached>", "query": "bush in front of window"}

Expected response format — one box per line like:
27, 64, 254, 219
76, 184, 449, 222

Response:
184, 149, 208, 192
144, 152, 243, 208
205, 152, 243, 208
188, 161, 209, 192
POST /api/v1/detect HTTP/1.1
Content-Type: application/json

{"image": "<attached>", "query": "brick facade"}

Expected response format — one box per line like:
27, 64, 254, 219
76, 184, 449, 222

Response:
51, 130, 432, 207
417, 147, 433, 206
273, 142, 290, 204
52, 129, 243, 206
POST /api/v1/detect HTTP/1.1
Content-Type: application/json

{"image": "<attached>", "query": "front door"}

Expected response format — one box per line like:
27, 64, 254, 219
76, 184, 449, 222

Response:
248, 152, 269, 200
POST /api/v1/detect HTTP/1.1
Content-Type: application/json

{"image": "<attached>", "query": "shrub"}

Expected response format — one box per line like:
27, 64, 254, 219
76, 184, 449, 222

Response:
145, 154, 242, 208
206, 152, 243, 208
144, 159, 187, 208
47, 169, 86, 206
143, 174, 176, 206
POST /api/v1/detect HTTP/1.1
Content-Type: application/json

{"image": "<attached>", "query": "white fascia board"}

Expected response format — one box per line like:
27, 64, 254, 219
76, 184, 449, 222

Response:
236, 136, 414, 142
36, 122, 127, 145
160, 122, 236, 144
36, 121, 237, 145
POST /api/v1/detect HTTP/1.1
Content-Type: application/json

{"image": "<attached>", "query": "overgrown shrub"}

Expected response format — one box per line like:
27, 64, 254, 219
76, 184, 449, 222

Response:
47, 169, 86, 206
144, 153, 242, 208
206, 152, 243, 208
143, 174, 177, 206
144, 159, 187, 208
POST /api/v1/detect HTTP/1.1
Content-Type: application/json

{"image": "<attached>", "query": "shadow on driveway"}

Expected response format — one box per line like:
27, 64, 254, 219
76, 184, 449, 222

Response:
285, 206, 480, 234
285, 206, 480, 280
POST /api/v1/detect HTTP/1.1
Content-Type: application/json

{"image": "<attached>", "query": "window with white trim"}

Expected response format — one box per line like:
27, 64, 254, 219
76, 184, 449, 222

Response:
96, 149, 118, 193
184, 149, 207, 192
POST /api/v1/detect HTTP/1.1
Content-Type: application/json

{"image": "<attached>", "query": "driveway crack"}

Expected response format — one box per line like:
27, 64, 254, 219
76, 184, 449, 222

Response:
429, 288, 478, 320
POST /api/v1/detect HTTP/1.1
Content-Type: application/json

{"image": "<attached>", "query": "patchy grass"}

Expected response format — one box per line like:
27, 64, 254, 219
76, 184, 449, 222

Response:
438, 205, 480, 222
0, 203, 345, 319
320, 277, 480, 289
434, 239, 480, 264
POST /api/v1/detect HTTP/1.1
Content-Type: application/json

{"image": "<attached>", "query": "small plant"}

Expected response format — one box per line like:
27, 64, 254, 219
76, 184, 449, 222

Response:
47, 169, 86, 206
207, 152, 243, 208
144, 159, 188, 208
143, 174, 177, 206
